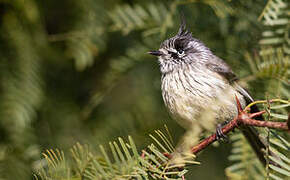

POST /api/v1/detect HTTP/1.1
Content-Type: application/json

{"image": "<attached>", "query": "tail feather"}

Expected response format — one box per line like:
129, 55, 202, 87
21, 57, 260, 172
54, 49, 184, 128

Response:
236, 85, 268, 166
240, 104, 279, 166
241, 125, 266, 165
241, 102, 267, 165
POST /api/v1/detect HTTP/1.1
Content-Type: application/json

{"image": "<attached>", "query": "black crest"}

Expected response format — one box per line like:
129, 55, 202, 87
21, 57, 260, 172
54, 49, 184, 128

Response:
177, 13, 189, 37
175, 14, 193, 50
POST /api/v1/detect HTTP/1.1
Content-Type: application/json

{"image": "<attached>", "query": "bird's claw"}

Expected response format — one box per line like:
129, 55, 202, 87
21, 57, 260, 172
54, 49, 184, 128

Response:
215, 122, 229, 142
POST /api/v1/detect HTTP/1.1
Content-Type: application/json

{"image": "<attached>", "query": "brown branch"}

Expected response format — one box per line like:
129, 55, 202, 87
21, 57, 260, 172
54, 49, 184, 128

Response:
191, 117, 238, 154
191, 97, 289, 155
242, 118, 288, 130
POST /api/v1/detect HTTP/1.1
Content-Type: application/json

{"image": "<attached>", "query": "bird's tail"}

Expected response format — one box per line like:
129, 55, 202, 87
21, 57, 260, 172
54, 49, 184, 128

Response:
241, 125, 267, 165
240, 104, 278, 166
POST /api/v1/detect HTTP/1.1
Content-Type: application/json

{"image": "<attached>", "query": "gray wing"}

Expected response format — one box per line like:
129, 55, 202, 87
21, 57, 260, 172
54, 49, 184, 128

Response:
206, 56, 254, 103
205, 56, 238, 83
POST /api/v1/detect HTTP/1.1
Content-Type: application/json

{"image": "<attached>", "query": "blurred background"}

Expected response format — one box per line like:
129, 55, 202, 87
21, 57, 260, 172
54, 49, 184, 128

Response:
0, 0, 288, 179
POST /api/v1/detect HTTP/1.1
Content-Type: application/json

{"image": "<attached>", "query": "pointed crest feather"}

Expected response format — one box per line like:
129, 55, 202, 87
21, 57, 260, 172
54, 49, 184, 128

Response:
177, 13, 188, 36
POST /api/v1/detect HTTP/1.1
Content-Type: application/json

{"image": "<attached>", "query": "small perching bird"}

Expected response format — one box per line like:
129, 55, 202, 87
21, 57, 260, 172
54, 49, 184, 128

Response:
149, 17, 267, 165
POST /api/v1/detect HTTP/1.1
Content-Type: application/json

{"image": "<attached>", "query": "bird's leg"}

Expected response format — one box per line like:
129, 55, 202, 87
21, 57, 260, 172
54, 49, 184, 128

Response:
215, 120, 230, 142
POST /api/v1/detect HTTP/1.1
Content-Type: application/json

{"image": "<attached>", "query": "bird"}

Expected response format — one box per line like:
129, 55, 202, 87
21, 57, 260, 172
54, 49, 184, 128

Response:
148, 17, 267, 165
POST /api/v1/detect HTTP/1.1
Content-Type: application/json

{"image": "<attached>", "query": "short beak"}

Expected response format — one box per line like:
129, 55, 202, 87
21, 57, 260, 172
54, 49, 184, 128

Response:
148, 50, 163, 56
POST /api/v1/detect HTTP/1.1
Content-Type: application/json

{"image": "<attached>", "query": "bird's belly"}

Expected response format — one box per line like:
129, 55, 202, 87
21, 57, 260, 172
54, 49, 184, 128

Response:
161, 71, 245, 129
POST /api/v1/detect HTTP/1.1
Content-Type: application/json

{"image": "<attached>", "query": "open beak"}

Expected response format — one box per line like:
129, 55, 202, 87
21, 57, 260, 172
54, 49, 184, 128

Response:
148, 50, 163, 56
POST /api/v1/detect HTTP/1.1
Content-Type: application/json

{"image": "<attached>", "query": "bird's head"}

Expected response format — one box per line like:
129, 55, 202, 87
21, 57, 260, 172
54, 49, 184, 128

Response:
149, 18, 212, 74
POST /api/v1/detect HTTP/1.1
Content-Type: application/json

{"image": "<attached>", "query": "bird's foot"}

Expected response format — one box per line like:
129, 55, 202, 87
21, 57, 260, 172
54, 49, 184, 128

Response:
215, 121, 229, 142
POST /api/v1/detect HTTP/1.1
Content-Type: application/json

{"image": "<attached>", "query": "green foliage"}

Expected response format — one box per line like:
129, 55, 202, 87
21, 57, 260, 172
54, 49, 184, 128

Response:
65, 0, 107, 71
108, 0, 235, 37
258, 0, 289, 53
34, 128, 198, 180
226, 132, 265, 180
267, 131, 290, 179
226, 100, 290, 180
226, 130, 290, 180
244, 0, 289, 98
0, 0, 46, 179
109, 3, 171, 35
265, 99, 290, 180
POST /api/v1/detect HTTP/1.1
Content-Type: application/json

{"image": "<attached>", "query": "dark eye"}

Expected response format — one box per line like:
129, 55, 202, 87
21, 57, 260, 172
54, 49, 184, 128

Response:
177, 49, 184, 55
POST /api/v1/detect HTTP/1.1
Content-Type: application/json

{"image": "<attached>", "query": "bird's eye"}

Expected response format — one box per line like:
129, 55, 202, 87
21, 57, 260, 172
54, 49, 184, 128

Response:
177, 49, 184, 55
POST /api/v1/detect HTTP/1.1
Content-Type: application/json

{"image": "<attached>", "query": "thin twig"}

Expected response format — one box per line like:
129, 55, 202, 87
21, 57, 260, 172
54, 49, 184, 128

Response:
245, 99, 289, 111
